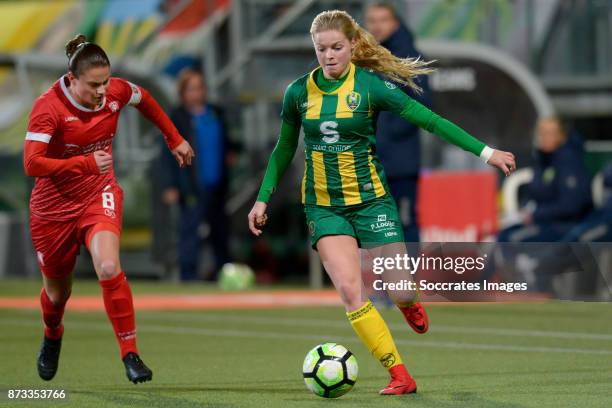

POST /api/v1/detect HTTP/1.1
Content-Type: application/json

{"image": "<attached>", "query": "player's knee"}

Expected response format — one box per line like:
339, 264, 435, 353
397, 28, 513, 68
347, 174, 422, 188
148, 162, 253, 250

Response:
98, 260, 119, 281
46, 288, 71, 305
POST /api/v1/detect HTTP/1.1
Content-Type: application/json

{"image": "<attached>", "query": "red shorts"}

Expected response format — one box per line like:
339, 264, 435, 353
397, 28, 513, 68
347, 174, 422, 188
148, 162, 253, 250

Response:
30, 183, 123, 279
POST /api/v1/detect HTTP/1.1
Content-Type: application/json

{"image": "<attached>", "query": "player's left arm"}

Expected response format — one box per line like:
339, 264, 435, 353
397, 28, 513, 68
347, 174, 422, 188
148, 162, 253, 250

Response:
370, 75, 516, 176
116, 79, 194, 167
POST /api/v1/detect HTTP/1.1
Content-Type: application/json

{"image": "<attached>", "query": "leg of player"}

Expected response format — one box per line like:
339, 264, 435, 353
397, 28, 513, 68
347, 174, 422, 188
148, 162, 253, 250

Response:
317, 235, 417, 395
37, 273, 73, 381
369, 242, 429, 334
88, 229, 153, 384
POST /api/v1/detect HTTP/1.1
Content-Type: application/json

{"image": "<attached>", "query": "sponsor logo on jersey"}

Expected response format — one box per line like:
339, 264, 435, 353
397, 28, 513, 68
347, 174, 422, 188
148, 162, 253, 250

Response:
308, 221, 316, 236
384, 81, 397, 89
109, 101, 120, 112
104, 208, 116, 218
346, 91, 361, 111
320, 121, 340, 144
312, 144, 351, 153
62, 138, 113, 157
64, 116, 79, 122
371, 214, 395, 232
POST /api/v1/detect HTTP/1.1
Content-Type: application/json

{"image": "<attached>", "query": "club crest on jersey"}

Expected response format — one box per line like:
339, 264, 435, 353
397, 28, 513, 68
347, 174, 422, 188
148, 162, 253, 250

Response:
346, 91, 361, 111
109, 101, 120, 112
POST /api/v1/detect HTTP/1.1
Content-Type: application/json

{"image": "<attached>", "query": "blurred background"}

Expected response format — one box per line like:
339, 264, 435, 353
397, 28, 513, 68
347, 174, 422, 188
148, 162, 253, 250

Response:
0, 0, 610, 296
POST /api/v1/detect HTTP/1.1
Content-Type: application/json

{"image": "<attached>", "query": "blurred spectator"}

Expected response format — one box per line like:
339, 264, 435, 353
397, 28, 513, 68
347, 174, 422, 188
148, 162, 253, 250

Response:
481, 117, 593, 287
534, 162, 612, 293
499, 117, 592, 242
556, 162, 612, 243
365, 1, 432, 242
159, 68, 234, 281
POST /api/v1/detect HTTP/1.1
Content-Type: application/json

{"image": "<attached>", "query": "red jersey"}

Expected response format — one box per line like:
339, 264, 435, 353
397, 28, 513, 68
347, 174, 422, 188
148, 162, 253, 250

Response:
24, 75, 183, 221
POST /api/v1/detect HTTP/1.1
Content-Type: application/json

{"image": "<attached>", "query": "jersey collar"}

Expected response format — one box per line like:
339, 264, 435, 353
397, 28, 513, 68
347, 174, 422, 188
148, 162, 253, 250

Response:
308, 63, 355, 95
59, 75, 107, 112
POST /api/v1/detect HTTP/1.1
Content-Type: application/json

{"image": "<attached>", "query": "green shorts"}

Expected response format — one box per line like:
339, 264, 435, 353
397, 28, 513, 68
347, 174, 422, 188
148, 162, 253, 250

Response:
304, 195, 404, 249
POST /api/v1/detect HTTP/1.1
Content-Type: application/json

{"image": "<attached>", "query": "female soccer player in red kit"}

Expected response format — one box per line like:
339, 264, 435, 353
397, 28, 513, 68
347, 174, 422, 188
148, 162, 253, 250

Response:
24, 35, 194, 384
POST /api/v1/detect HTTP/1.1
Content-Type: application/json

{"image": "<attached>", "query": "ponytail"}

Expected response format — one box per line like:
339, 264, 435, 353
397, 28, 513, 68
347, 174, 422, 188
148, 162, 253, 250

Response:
65, 34, 110, 77
310, 10, 433, 93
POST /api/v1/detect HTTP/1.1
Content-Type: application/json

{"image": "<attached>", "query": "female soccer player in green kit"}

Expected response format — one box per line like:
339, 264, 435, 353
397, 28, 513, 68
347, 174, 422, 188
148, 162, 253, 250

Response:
248, 10, 516, 395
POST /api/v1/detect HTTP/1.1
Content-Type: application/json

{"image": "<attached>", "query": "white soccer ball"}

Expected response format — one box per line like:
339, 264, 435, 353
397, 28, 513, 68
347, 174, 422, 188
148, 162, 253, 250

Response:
302, 343, 358, 398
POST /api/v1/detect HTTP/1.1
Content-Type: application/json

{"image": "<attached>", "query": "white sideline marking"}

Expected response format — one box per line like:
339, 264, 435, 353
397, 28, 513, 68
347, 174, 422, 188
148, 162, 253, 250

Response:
133, 312, 612, 342
5, 308, 612, 341
1, 318, 612, 356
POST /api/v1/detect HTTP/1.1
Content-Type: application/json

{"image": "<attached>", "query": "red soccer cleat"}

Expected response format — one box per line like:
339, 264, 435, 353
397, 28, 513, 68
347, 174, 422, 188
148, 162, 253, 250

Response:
399, 302, 429, 334
379, 364, 417, 395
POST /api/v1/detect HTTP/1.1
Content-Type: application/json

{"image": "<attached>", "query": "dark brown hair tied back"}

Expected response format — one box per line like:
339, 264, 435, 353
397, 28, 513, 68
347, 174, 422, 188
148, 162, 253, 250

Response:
65, 34, 110, 77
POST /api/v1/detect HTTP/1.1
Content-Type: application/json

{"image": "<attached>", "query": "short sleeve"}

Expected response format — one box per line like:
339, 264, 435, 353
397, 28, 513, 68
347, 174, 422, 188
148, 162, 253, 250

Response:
26, 98, 58, 143
368, 74, 411, 116
280, 82, 302, 127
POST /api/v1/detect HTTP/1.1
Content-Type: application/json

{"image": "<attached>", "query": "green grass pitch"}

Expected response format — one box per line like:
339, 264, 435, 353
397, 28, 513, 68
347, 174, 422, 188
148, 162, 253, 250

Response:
0, 280, 611, 407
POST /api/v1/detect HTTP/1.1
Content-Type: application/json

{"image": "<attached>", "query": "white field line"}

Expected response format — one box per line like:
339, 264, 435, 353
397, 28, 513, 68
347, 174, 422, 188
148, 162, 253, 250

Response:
132, 311, 612, 342
1, 318, 612, 356
5, 308, 612, 341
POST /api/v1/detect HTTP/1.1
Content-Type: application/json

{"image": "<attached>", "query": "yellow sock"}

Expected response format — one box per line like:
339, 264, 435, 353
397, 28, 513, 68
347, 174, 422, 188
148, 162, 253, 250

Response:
347, 301, 403, 369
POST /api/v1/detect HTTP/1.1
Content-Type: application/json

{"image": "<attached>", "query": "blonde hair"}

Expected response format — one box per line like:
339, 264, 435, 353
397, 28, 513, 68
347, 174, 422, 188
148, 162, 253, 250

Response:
310, 10, 433, 93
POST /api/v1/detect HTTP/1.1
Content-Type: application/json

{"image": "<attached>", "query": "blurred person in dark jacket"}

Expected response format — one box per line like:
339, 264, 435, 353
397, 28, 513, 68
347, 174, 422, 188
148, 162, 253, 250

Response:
499, 117, 592, 243
160, 68, 233, 281
365, 1, 432, 242
481, 117, 593, 287
559, 162, 612, 242
534, 162, 612, 293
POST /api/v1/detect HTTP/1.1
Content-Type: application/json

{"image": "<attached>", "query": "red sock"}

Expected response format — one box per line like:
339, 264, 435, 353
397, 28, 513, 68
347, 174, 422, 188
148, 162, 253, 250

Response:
99, 272, 138, 358
40, 288, 66, 340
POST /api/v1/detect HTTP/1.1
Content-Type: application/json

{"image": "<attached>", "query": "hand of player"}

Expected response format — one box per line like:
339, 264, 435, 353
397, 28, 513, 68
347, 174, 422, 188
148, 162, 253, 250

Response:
172, 140, 194, 168
487, 149, 516, 176
93, 150, 113, 174
248, 201, 268, 236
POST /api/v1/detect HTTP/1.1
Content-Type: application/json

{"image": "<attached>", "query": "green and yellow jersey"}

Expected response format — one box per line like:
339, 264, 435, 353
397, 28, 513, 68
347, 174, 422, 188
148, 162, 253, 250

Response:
257, 63, 490, 207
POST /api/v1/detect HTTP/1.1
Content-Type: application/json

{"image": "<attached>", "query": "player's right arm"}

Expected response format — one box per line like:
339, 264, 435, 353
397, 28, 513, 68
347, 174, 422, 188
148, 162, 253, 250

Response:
248, 120, 300, 235
23, 99, 102, 177
249, 83, 302, 235
255, 120, 301, 203
24, 142, 110, 177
